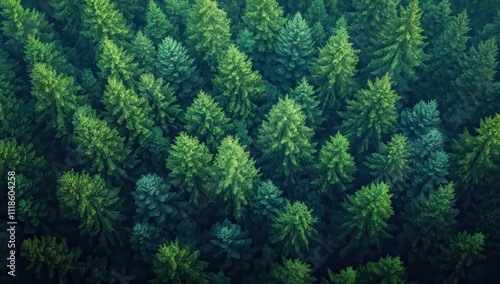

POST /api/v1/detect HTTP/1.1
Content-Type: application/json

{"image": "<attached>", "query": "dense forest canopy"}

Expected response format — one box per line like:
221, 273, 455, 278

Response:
0, 0, 499, 283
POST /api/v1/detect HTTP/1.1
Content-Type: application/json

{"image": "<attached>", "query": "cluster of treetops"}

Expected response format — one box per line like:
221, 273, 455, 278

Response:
0, 0, 499, 283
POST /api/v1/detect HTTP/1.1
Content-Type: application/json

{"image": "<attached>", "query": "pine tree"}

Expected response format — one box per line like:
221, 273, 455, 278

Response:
155, 36, 202, 101
272, 13, 315, 91
257, 96, 316, 185
102, 77, 153, 142
402, 182, 459, 260
143, 0, 175, 43
212, 136, 259, 220
364, 134, 412, 193
250, 180, 286, 224
341, 75, 400, 153
312, 131, 357, 196
288, 77, 324, 130
21, 236, 82, 282
184, 91, 232, 151
29, 62, 79, 138
242, 0, 286, 62
270, 201, 318, 257
213, 44, 265, 126
137, 73, 181, 135
71, 106, 134, 177
151, 240, 210, 284
338, 182, 394, 261
131, 31, 156, 73
166, 133, 213, 204
81, 0, 131, 44
310, 26, 359, 116
267, 258, 316, 284
186, 0, 232, 64
366, 0, 427, 94
97, 37, 139, 86
357, 255, 407, 284
56, 170, 124, 244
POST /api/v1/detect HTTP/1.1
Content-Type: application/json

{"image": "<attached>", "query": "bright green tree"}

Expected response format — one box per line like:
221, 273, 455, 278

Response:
143, 0, 175, 43
213, 44, 265, 126
309, 28, 359, 115
166, 133, 213, 204
97, 37, 139, 86
272, 12, 315, 91
267, 258, 316, 284
131, 31, 156, 73
357, 255, 407, 284
338, 182, 394, 262
21, 236, 83, 283
402, 182, 459, 260
313, 131, 357, 196
71, 106, 134, 177
242, 0, 286, 62
29, 62, 79, 138
341, 75, 400, 153
82, 0, 131, 44
186, 0, 231, 64
151, 240, 210, 284
288, 77, 324, 130
257, 96, 316, 185
103, 77, 153, 142
56, 170, 124, 246
212, 136, 259, 220
366, 0, 427, 94
322, 267, 357, 284
24, 35, 75, 75
137, 73, 181, 135
364, 134, 412, 193
184, 91, 232, 151
270, 201, 318, 257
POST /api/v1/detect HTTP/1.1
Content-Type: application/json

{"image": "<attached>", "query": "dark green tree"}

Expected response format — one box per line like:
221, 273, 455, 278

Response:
49, 0, 86, 37
143, 0, 175, 43
81, 0, 131, 44
357, 255, 407, 284
250, 180, 286, 224
412, 150, 450, 193
212, 136, 259, 220
257, 96, 316, 185
184, 90, 232, 151
269, 201, 318, 257
213, 44, 265, 126
151, 240, 210, 284
272, 12, 315, 91
309, 26, 359, 114
131, 31, 156, 73
341, 75, 400, 153
338, 182, 394, 261
130, 222, 168, 263
366, 0, 427, 94
186, 0, 231, 64
421, 0, 452, 42
288, 77, 324, 130
399, 99, 441, 138
266, 258, 316, 284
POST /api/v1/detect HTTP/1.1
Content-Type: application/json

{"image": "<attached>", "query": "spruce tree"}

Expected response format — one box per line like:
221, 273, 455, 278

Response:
399, 99, 441, 138
82, 0, 131, 44
267, 258, 316, 284
143, 0, 174, 43
421, 0, 452, 42
341, 75, 400, 153
213, 44, 265, 126
131, 31, 156, 73
310, 26, 359, 115
357, 255, 407, 284
24, 35, 75, 76
250, 180, 286, 224
323, 267, 357, 284
50, 0, 86, 37
288, 77, 324, 131
97, 37, 139, 86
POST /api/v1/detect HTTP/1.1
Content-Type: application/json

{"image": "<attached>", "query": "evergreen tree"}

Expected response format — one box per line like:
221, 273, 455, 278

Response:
310, 26, 359, 115
288, 77, 324, 130
71, 106, 134, 177
137, 73, 181, 135
399, 99, 441, 138
242, 0, 286, 62
269, 201, 318, 257
155, 36, 202, 101
267, 258, 316, 284
313, 131, 357, 197
50, 0, 86, 37
186, 0, 232, 64
412, 150, 450, 193
250, 180, 286, 224
29, 62, 79, 138
151, 240, 210, 284
56, 170, 124, 246
272, 12, 315, 91
357, 255, 407, 284
338, 182, 394, 261
97, 37, 139, 86
81, 0, 131, 44
131, 31, 156, 73
421, 0, 453, 42
213, 44, 265, 126
402, 182, 459, 260
212, 136, 259, 220
166, 133, 213, 204
143, 0, 175, 43
184, 91, 232, 151
257, 96, 316, 185
102, 77, 153, 142
364, 134, 412, 193
23, 35, 75, 75
341, 75, 400, 153
366, 0, 427, 94
21, 236, 82, 283
322, 267, 357, 284
130, 222, 168, 263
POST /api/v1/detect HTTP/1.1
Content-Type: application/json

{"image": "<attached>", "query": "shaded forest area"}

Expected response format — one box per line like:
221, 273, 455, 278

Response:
0, 0, 499, 283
